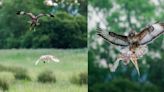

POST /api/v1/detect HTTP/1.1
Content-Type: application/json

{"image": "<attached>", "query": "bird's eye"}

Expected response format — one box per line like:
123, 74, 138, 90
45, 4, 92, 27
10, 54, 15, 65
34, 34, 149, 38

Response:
148, 26, 154, 32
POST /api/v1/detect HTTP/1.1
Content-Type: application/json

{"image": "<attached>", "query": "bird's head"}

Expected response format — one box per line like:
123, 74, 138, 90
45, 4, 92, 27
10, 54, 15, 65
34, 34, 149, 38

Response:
128, 30, 137, 37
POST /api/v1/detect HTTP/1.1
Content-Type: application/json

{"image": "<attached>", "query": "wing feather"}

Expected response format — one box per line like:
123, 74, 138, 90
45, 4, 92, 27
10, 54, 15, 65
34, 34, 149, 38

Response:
35, 58, 41, 65
139, 23, 164, 45
97, 27, 129, 46
36, 13, 54, 18
16, 11, 35, 19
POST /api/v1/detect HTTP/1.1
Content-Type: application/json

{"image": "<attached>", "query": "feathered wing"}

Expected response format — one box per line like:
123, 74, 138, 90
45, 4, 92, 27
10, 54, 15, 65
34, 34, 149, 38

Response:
138, 23, 164, 45
16, 11, 36, 19
97, 27, 129, 46
36, 13, 54, 18
52, 58, 60, 63
35, 58, 41, 65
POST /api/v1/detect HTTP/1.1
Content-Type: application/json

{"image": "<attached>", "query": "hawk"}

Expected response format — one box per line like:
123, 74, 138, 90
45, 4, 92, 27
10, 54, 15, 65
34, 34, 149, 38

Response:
97, 22, 164, 75
16, 11, 54, 30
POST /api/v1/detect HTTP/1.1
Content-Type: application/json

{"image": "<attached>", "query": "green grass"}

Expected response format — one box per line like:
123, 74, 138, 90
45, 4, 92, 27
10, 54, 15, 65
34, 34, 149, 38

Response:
0, 48, 88, 92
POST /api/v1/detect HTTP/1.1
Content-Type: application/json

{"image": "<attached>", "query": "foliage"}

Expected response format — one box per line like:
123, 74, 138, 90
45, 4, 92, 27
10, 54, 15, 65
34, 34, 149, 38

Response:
0, 72, 15, 91
70, 72, 88, 85
0, 64, 31, 81
89, 78, 159, 92
37, 70, 56, 83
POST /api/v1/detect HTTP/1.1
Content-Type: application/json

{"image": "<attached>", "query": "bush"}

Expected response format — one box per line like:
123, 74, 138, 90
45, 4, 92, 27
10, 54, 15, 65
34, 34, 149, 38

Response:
141, 83, 159, 92
0, 64, 31, 81
7, 66, 31, 81
89, 78, 160, 92
37, 70, 56, 83
70, 72, 88, 85
0, 72, 15, 91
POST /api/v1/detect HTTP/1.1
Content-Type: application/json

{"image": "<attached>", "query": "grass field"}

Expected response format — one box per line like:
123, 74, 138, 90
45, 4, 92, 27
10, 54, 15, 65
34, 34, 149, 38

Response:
0, 48, 87, 92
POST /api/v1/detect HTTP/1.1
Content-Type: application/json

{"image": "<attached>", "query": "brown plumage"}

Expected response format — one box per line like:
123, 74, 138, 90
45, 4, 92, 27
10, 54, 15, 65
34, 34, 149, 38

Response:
97, 22, 164, 75
97, 22, 164, 52
16, 11, 54, 30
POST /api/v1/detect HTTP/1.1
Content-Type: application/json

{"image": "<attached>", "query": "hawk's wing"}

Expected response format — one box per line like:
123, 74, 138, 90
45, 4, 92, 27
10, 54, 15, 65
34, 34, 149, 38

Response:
36, 13, 54, 18
97, 27, 129, 46
138, 23, 164, 45
16, 11, 36, 19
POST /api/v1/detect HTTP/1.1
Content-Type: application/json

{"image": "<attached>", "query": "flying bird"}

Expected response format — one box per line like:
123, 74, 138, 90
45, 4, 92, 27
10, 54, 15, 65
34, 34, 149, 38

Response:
35, 55, 60, 65
16, 11, 54, 30
97, 22, 164, 75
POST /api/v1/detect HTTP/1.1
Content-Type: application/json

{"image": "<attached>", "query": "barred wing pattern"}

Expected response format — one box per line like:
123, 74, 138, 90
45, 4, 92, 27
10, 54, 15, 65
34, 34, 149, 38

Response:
97, 27, 129, 46
139, 23, 164, 45
36, 13, 54, 18
16, 11, 35, 19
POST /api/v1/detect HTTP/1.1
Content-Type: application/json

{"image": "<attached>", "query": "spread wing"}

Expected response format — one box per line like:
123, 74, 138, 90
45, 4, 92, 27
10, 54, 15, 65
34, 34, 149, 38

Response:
138, 23, 164, 45
35, 58, 41, 65
16, 11, 36, 19
97, 27, 129, 46
52, 58, 60, 63
36, 13, 54, 18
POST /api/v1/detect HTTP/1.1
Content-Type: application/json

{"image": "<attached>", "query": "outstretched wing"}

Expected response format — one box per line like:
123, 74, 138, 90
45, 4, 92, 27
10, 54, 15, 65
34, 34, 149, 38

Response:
52, 58, 60, 63
36, 13, 54, 18
97, 27, 129, 46
16, 11, 35, 19
35, 58, 41, 65
138, 23, 164, 45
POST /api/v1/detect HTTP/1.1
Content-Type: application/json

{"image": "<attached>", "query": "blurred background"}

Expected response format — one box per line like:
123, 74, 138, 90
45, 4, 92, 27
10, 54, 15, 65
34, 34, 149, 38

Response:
88, 0, 164, 92
0, 0, 87, 92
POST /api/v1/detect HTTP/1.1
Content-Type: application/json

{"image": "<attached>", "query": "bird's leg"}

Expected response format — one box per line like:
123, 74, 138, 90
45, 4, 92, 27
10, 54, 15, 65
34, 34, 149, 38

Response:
36, 19, 40, 26
29, 23, 36, 31
29, 26, 35, 31
35, 20, 39, 26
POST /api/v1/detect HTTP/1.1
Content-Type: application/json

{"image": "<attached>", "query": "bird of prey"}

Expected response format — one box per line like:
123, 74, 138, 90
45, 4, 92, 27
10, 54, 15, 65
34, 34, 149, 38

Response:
35, 55, 60, 65
97, 22, 164, 75
16, 11, 54, 31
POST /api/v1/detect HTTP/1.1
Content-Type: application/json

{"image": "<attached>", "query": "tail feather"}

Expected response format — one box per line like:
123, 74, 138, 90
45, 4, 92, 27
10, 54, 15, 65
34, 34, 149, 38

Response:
130, 56, 140, 76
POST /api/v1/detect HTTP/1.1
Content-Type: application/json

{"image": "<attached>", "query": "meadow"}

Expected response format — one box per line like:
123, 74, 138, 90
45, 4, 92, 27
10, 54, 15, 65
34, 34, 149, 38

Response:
0, 48, 87, 92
